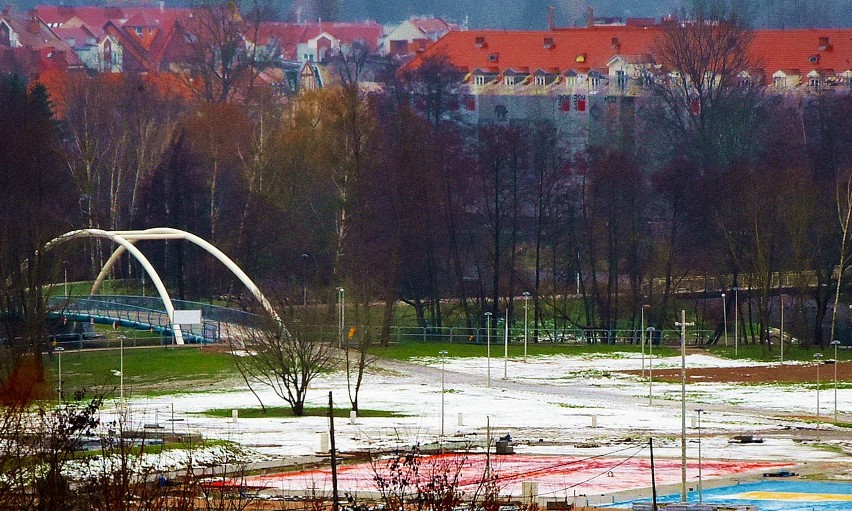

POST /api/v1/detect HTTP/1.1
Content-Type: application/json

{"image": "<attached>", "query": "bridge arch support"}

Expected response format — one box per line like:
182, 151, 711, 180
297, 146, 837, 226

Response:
45, 228, 279, 345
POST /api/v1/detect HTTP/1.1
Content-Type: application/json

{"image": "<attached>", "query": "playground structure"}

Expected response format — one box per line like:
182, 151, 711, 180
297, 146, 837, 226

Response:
45, 228, 278, 345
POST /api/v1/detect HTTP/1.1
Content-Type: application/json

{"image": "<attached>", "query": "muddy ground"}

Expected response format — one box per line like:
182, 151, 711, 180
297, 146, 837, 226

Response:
625, 360, 851, 384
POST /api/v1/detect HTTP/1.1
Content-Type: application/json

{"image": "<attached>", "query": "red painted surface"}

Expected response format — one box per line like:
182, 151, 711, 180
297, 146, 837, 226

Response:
245, 454, 791, 495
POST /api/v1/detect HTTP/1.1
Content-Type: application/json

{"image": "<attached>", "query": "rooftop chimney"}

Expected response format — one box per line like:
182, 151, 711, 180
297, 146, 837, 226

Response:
547, 6, 555, 30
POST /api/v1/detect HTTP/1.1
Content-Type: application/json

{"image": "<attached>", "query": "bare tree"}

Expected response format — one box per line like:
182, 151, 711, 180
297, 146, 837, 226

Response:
182, 0, 276, 103
371, 447, 467, 511
231, 314, 333, 416
649, 1, 763, 171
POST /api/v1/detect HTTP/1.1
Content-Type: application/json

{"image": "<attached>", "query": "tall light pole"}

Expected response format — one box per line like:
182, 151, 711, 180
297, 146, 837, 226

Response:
63, 260, 69, 297
337, 287, 344, 349
56, 346, 64, 400
780, 295, 785, 363
485, 312, 492, 388
522, 292, 530, 361
439, 350, 448, 440
696, 408, 704, 504
300, 253, 309, 306
831, 340, 840, 422
118, 334, 125, 401
647, 326, 655, 406
733, 287, 739, 357
675, 310, 694, 503
641, 304, 650, 377
503, 312, 509, 379
721, 293, 728, 347
815, 352, 823, 438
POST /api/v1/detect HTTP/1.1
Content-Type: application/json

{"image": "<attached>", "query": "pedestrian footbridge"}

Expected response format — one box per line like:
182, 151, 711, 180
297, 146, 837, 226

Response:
44, 228, 277, 345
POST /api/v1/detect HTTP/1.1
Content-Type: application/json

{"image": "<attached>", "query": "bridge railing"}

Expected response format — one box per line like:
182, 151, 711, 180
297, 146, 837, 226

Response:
47, 296, 223, 343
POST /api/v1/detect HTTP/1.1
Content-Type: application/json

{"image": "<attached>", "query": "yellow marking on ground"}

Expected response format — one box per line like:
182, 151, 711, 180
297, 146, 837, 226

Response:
735, 491, 852, 502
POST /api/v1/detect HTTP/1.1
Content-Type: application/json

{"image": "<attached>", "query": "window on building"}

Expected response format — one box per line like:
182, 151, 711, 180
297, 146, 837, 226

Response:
504, 75, 515, 86
475, 75, 486, 85
809, 76, 821, 89
535, 75, 546, 86
566, 76, 576, 87
589, 76, 602, 90
773, 76, 785, 88
616, 70, 627, 90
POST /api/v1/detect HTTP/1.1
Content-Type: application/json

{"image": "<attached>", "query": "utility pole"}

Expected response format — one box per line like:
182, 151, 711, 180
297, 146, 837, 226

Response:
650, 438, 658, 511
675, 310, 694, 503
328, 391, 339, 511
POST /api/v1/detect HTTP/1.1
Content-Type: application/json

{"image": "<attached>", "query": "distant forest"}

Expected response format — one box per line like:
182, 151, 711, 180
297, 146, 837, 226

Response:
7, 0, 852, 29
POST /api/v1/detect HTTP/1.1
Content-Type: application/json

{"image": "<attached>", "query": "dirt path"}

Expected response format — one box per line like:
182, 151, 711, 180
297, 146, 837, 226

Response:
631, 360, 852, 384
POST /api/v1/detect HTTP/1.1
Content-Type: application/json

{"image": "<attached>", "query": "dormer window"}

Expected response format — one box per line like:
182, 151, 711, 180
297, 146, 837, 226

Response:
809, 75, 822, 89
133, 26, 143, 37
475, 36, 486, 48
818, 36, 830, 50
588, 70, 604, 90
543, 37, 554, 49
535, 75, 546, 86
774, 75, 786, 88
504, 75, 515, 86
474, 74, 486, 85
616, 70, 627, 89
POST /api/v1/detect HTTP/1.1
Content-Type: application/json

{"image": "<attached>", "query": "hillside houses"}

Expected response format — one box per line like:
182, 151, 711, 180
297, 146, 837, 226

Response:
401, 23, 852, 150
2, 4, 444, 94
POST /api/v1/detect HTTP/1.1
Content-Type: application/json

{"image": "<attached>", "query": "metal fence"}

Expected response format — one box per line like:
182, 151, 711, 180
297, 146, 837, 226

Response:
290, 323, 714, 347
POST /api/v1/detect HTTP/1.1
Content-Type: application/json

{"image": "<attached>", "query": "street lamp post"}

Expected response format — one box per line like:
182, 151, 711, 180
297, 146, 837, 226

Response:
300, 253, 308, 306
522, 292, 530, 361
696, 408, 704, 503
439, 350, 448, 439
503, 312, 508, 379
641, 304, 650, 377
780, 295, 785, 363
675, 310, 694, 503
485, 312, 492, 388
63, 260, 69, 297
118, 334, 125, 401
56, 346, 64, 399
647, 326, 655, 406
831, 340, 841, 422
721, 293, 728, 347
815, 352, 823, 437
337, 287, 344, 349
734, 287, 740, 357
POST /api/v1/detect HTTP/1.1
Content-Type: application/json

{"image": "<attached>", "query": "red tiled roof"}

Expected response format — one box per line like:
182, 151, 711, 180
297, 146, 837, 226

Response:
52, 25, 96, 48
404, 27, 661, 75
1, 14, 84, 68
253, 20, 383, 59
751, 29, 852, 76
404, 26, 852, 80
34, 5, 191, 29
409, 17, 452, 37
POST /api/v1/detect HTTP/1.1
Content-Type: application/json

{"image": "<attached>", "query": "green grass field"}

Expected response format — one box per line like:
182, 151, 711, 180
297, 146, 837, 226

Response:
369, 341, 680, 360
47, 346, 238, 398
45, 336, 842, 401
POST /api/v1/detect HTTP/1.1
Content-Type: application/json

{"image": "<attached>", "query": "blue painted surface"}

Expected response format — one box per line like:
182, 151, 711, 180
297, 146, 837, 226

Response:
611, 481, 852, 511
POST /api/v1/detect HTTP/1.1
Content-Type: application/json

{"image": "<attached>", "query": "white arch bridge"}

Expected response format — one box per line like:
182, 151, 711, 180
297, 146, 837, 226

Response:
45, 228, 278, 345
